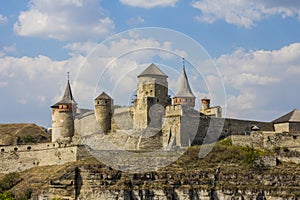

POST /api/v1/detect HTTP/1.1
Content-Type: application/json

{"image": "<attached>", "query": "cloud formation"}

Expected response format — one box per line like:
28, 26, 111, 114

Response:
0, 14, 8, 25
192, 0, 300, 28
217, 43, 300, 120
120, 0, 178, 8
14, 0, 115, 41
126, 16, 145, 27
0, 44, 16, 57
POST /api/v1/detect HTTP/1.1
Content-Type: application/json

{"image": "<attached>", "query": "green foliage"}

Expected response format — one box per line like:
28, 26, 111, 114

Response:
0, 173, 21, 192
0, 191, 15, 200
21, 135, 35, 144
218, 138, 232, 146
239, 146, 260, 164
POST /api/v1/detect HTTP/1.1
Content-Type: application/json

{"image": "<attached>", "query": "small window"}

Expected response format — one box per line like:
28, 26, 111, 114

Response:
27, 146, 31, 150
157, 99, 159, 102
14, 147, 18, 151
1, 149, 4, 152
105, 100, 108, 103
97, 101, 100, 105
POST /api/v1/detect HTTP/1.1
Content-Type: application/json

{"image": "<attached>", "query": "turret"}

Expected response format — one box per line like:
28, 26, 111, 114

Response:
134, 63, 171, 129
94, 92, 113, 133
173, 60, 196, 108
51, 79, 77, 143
201, 97, 210, 111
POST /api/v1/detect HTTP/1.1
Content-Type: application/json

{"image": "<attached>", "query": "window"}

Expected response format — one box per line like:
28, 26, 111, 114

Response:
14, 147, 18, 151
27, 146, 31, 150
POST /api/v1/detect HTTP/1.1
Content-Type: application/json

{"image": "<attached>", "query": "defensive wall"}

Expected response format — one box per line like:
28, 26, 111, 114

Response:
231, 131, 300, 150
0, 142, 87, 174
112, 106, 134, 131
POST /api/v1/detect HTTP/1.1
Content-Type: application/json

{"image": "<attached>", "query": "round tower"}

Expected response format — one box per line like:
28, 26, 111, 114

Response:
134, 63, 170, 129
94, 92, 113, 133
51, 80, 77, 143
201, 97, 210, 111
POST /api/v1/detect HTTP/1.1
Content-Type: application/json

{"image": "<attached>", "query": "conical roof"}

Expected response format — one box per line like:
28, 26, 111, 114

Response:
95, 92, 112, 100
52, 80, 77, 107
272, 109, 300, 123
138, 63, 167, 78
175, 67, 195, 98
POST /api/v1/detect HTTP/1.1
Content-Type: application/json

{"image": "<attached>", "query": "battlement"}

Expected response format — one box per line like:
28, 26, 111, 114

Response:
165, 105, 183, 116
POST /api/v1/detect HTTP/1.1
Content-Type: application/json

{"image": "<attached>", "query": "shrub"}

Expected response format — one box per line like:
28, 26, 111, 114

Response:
0, 191, 14, 200
0, 173, 21, 192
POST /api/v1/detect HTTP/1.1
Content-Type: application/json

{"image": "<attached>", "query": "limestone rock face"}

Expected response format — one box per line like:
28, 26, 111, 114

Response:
37, 163, 299, 200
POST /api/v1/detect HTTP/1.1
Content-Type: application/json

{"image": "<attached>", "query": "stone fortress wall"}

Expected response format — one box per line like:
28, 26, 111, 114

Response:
1, 63, 300, 174
0, 142, 88, 174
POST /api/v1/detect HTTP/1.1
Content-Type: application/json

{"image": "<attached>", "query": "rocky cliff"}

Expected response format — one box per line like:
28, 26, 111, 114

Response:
4, 139, 300, 200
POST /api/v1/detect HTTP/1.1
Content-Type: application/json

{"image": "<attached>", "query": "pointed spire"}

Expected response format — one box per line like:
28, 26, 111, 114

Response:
51, 73, 77, 107
175, 59, 195, 98
60, 80, 76, 104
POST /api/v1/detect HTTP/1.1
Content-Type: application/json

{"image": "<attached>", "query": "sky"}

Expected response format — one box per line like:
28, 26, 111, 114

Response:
1, 0, 300, 128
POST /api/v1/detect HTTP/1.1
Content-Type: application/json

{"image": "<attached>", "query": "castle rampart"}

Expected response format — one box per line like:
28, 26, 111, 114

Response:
0, 143, 85, 174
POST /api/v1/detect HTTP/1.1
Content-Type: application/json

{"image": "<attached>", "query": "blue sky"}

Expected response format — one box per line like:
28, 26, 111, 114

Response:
1, 0, 300, 127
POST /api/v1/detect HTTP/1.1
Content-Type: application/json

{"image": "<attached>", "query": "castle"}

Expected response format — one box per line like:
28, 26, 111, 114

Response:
50, 63, 223, 149
1, 62, 300, 174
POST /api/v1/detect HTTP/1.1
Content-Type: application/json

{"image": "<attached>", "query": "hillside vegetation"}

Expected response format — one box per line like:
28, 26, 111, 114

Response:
0, 138, 299, 199
0, 123, 50, 146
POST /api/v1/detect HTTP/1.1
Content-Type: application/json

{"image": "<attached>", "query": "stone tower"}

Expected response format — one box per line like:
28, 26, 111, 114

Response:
201, 97, 210, 111
173, 66, 196, 108
51, 80, 77, 143
94, 92, 113, 133
134, 63, 171, 129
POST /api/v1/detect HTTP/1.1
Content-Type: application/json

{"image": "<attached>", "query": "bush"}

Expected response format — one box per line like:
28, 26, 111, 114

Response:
0, 191, 14, 200
0, 173, 21, 192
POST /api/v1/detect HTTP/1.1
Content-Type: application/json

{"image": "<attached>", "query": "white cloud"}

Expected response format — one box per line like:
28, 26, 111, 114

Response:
0, 14, 8, 25
126, 16, 145, 26
120, 0, 178, 8
14, 0, 115, 41
216, 43, 300, 120
0, 44, 17, 57
64, 41, 99, 56
192, 0, 300, 28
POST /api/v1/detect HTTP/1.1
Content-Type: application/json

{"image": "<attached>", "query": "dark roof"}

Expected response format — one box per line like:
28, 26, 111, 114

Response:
137, 63, 167, 78
174, 67, 195, 98
95, 92, 112, 100
51, 80, 77, 107
272, 109, 300, 123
